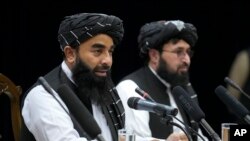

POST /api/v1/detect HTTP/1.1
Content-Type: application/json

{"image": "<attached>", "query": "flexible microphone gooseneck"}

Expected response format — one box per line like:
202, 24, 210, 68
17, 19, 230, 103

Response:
224, 77, 250, 100
171, 116, 206, 141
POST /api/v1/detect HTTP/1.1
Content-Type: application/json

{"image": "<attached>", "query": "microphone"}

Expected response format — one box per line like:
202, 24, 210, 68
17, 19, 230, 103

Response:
38, 77, 105, 141
57, 84, 106, 141
224, 77, 250, 100
215, 85, 250, 124
133, 89, 204, 140
172, 86, 221, 141
38, 77, 93, 140
135, 87, 156, 102
127, 97, 178, 116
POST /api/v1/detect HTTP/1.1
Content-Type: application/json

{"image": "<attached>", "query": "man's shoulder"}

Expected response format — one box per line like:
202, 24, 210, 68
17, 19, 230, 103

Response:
120, 67, 148, 82
26, 66, 61, 92
21, 65, 61, 107
43, 66, 61, 80
25, 85, 46, 99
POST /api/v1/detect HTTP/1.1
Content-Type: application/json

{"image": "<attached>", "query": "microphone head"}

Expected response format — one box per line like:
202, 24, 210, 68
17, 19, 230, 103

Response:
127, 97, 140, 109
135, 87, 155, 102
215, 85, 249, 119
57, 84, 101, 139
172, 86, 205, 122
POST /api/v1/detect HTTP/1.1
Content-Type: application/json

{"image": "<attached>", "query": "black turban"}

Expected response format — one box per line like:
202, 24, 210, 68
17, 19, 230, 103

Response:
58, 13, 124, 50
137, 20, 198, 58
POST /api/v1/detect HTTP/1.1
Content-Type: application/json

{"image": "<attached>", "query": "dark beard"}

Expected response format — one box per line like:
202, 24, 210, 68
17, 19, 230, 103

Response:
156, 58, 189, 87
72, 58, 114, 106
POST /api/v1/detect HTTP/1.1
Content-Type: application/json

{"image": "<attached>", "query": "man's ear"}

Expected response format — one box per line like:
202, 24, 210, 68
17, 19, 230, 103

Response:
63, 46, 76, 64
148, 49, 160, 64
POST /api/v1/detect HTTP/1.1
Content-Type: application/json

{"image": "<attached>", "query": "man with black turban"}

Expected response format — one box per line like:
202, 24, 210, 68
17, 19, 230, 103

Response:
21, 13, 125, 141
116, 20, 208, 141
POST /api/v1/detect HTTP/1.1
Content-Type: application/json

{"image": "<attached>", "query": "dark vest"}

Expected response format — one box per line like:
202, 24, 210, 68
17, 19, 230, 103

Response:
20, 66, 124, 141
122, 66, 198, 140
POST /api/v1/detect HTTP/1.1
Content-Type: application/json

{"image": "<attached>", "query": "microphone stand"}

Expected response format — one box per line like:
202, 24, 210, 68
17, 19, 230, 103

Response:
200, 119, 221, 141
160, 115, 193, 141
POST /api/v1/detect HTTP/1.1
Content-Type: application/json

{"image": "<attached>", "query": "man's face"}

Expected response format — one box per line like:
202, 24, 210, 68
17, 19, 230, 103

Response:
160, 39, 191, 75
69, 34, 115, 105
76, 34, 114, 77
156, 39, 192, 85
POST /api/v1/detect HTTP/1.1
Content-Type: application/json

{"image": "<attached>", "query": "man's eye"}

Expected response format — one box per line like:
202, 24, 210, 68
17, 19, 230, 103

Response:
176, 50, 183, 55
109, 50, 114, 54
94, 50, 102, 53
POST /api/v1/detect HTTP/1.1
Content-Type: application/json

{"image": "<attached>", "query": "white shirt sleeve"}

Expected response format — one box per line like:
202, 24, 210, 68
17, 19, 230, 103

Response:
22, 85, 88, 141
116, 80, 165, 141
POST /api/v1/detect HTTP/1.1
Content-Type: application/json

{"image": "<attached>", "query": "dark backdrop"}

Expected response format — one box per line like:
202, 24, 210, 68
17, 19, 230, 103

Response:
1, 0, 250, 140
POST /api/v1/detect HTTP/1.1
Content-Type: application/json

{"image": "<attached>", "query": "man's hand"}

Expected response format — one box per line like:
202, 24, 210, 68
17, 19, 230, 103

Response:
166, 132, 188, 141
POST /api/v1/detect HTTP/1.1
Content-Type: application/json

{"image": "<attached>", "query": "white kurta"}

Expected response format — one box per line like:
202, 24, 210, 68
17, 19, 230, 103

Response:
116, 66, 208, 141
22, 61, 112, 141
